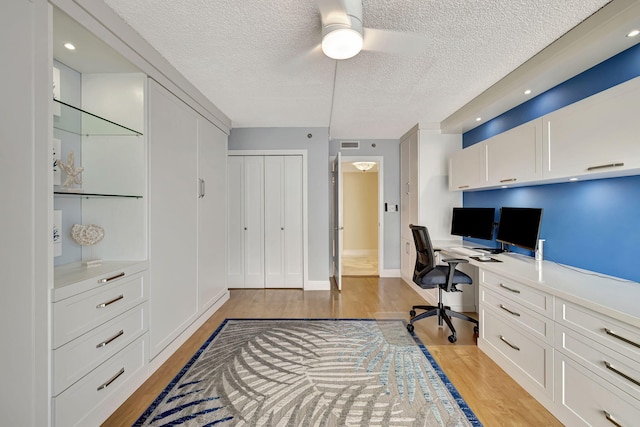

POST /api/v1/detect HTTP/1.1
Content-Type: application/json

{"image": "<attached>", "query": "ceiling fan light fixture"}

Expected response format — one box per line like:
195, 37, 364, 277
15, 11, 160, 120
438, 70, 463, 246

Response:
352, 161, 376, 172
322, 25, 363, 60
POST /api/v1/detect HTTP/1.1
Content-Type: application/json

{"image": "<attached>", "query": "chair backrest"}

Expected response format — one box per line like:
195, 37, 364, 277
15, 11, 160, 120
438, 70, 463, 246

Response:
410, 224, 436, 278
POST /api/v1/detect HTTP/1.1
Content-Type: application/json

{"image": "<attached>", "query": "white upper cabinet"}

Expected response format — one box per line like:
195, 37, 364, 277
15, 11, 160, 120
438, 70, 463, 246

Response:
486, 118, 543, 187
543, 76, 640, 181
449, 141, 487, 191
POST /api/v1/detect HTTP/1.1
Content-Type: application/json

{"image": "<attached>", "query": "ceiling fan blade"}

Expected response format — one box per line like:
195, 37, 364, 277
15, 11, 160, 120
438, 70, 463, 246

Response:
317, 0, 350, 26
362, 27, 429, 56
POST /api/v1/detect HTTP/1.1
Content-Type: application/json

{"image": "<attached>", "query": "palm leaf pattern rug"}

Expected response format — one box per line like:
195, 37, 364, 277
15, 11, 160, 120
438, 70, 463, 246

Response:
134, 319, 481, 426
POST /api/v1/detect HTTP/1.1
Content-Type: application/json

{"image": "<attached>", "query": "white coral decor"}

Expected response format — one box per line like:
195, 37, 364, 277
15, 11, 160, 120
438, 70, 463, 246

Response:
71, 224, 105, 246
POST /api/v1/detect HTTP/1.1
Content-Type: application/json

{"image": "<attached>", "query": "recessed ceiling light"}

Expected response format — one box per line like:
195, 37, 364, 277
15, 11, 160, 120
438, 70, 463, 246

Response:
476, 117, 482, 122
626, 29, 640, 38
524, 89, 532, 95
64, 43, 76, 50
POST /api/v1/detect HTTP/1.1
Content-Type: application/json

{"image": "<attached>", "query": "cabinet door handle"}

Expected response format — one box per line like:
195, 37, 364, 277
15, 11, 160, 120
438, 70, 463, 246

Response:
97, 272, 125, 284
499, 335, 520, 351
604, 328, 640, 349
405, 182, 410, 195
96, 330, 124, 348
96, 294, 124, 309
587, 162, 624, 172
499, 283, 521, 294
603, 410, 623, 427
499, 304, 521, 317
499, 178, 517, 183
604, 361, 640, 387
457, 185, 469, 189
97, 367, 125, 391
198, 178, 205, 198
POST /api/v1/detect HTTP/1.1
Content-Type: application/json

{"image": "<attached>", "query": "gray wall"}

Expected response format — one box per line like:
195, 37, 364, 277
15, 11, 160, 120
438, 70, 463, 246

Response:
329, 139, 400, 271
229, 127, 330, 283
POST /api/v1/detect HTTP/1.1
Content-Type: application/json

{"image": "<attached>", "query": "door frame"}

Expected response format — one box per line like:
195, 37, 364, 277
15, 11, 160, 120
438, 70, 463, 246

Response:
333, 155, 384, 278
228, 150, 308, 289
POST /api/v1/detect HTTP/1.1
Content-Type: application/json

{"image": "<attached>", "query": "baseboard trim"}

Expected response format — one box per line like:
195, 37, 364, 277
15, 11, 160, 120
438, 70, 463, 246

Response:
379, 269, 401, 277
305, 280, 331, 291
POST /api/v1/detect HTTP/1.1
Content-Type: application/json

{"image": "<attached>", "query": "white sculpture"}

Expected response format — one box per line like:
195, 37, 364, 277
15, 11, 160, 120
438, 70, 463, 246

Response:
71, 224, 105, 246
59, 151, 84, 188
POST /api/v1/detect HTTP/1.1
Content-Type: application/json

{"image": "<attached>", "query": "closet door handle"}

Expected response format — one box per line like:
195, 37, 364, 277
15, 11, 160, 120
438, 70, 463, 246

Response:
198, 178, 205, 198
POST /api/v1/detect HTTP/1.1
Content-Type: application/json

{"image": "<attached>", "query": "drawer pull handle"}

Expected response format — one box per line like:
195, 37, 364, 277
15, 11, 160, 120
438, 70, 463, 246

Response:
499, 335, 520, 351
96, 330, 124, 348
499, 178, 517, 183
97, 272, 125, 284
604, 328, 640, 349
97, 367, 125, 391
499, 283, 521, 294
587, 162, 624, 172
96, 294, 124, 309
603, 410, 623, 427
604, 361, 640, 387
458, 185, 469, 189
499, 304, 521, 317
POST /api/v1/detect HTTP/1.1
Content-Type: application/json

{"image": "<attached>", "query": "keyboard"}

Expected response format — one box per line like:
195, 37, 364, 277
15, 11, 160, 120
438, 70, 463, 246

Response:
448, 247, 483, 257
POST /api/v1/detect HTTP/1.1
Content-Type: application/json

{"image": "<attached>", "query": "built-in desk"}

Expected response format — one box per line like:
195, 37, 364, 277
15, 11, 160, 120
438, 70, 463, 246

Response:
433, 241, 640, 426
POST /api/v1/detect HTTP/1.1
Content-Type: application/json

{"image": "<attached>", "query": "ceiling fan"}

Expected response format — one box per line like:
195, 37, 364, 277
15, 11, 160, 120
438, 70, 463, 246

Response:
318, 0, 428, 60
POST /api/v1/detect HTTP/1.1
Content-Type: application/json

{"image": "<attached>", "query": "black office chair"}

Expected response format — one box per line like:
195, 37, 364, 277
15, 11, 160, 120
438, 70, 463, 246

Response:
407, 224, 479, 343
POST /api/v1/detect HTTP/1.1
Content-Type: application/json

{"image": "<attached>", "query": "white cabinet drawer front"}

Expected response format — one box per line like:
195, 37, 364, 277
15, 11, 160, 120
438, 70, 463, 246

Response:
556, 324, 640, 401
481, 270, 553, 317
52, 302, 148, 396
481, 308, 553, 396
555, 351, 640, 427
53, 335, 148, 427
53, 271, 147, 348
556, 299, 640, 360
481, 287, 553, 344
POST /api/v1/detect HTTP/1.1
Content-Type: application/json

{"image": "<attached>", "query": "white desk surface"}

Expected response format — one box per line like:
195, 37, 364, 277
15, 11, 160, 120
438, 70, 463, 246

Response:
433, 240, 640, 328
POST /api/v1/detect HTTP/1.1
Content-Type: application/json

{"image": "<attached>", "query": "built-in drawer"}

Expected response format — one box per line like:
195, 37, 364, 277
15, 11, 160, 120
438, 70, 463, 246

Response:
554, 350, 640, 427
52, 302, 148, 396
53, 271, 147, 348
481, 286, 553, 344
481, 308, 553, 398
53, 335, 148, 427
556, 323, 640, 402
480, 270, 553, 318
556, 298, 640, 361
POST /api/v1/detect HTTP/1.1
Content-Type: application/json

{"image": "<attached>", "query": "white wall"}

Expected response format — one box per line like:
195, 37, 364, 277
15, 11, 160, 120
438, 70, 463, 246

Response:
228, 128, 330, 283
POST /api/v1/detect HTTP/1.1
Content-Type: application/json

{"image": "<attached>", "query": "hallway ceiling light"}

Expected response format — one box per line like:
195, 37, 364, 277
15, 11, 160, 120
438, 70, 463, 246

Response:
352, 161, 376, 172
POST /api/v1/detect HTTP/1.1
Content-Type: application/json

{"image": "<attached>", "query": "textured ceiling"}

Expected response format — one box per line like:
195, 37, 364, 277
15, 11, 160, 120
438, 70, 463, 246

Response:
103, 0, 613, 139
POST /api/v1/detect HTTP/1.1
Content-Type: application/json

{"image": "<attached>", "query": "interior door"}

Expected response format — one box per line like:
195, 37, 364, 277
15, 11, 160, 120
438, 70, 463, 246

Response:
332, 152, 343, 290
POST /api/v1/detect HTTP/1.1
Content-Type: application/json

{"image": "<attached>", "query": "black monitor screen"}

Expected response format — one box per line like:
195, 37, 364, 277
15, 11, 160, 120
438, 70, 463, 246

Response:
450, 207, 496, 240
496, 207, 543, 251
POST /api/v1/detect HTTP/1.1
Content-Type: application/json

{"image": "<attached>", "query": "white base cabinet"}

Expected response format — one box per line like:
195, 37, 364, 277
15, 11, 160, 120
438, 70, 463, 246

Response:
478, 267, 640, 425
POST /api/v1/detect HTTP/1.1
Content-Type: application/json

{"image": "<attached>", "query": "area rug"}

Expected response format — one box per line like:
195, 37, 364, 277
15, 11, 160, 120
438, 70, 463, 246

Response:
134, 319, 482, 426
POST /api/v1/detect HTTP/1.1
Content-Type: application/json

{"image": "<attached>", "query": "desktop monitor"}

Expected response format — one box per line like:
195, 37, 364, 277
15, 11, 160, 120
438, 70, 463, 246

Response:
450, 207, 496, 241
496, 207, 543, 251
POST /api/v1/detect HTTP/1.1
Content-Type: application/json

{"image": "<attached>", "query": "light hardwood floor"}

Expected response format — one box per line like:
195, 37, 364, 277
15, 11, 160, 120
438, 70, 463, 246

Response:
102, 277, 562, 426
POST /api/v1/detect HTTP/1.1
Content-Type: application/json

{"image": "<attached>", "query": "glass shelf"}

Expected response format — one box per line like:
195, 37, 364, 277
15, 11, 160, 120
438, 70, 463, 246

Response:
54, 190, 142, 199
53, 99, 143, 136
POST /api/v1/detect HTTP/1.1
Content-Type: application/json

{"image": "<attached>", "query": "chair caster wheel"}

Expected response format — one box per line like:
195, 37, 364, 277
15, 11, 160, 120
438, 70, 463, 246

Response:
407, 324, 414, 333
409, 309, 416, 317
448, 334, 457, 343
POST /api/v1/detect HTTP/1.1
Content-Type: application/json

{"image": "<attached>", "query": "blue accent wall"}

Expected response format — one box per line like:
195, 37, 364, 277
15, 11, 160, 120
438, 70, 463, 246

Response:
462, 43, 640, 283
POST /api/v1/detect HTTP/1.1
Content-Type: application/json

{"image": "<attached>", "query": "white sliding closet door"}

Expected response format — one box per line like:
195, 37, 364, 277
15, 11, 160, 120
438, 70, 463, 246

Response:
243, 156, 265, 288
264, 156, 285, 286
227, 156, 244, 287
283, 156, 303, 286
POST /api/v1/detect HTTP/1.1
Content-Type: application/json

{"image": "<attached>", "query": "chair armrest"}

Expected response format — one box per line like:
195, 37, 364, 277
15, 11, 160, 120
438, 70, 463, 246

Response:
441, 258, 469, 292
